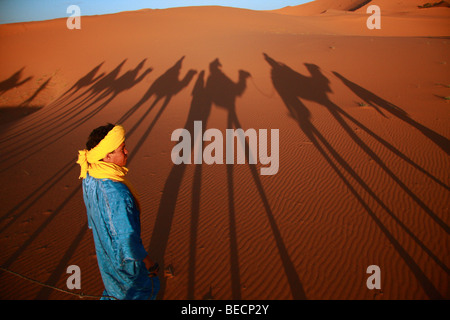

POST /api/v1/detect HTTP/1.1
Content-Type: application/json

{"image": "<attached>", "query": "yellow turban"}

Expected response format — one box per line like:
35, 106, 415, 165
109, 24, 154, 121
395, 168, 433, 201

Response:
77, 125, 127, 181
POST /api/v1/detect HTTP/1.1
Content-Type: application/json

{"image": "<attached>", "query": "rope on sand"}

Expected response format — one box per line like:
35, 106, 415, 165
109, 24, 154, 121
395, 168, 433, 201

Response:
0, 266, 118, 300
249, 76, 276, 99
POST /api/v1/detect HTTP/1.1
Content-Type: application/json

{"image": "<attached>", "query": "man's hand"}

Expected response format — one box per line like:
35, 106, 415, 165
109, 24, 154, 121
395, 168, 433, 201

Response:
148, 263, 159, 277
143, 255, 159, 276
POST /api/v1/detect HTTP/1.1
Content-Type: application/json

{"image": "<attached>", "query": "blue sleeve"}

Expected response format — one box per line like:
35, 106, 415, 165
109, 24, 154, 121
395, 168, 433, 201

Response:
104, 184, 148, 264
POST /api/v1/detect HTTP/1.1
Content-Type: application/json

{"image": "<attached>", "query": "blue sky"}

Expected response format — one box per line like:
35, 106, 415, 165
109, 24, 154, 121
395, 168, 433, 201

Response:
0, 0, 310, 24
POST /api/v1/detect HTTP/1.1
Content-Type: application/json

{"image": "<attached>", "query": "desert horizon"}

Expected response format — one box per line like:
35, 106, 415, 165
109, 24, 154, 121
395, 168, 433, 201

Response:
0, 0, 449, 301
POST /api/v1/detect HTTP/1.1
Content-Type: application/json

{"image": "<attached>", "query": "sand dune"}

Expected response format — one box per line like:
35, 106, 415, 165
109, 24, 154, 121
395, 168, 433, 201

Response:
273, 0, 450, 36
275, 0, 450, 15
273, 0, 373, 15
0, 1, 449, 300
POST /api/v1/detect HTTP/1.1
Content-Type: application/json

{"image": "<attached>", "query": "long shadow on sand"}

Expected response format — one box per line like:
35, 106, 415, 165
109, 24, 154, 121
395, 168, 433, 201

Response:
263, 53, 449, 299
332, 71, 449, 155
150, 58, 305, 300
1, 60, 154, 297
0, 58, 195, 299
0, 60, 135, 230
205, 58, 305, 300
0, 69, 51, 127
37, 57, 195, 299
0, 68, 32, 96
146, 69, 210, 299
123, 56, 197, 163
0, 59, 152, 172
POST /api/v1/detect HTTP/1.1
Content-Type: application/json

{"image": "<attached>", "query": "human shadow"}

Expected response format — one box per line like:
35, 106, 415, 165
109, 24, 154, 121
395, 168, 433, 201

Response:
147, 70, 211, 299
263, 53, 448, 299
333, 71, 450, 155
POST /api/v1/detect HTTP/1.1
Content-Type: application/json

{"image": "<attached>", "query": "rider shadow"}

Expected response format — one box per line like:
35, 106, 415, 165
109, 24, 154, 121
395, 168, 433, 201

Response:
20, 77, 52, 107
124, 56, 197, 162
7, 58, 196, 300
263, 53, 447, 299
53, 62, 105, 108
0, 60, 154, 299
0, 61, 124, 229
205, 58, 305, 299
204, 59, 248, 300
147, 70, 211, 299
0, 59, 152, 171
1, 63, 105, 138
48, 58, 150, 131
31, 58, 196, 300
0, 67, 32, 96
0, 68, 41, 127
150, 59, 305, 299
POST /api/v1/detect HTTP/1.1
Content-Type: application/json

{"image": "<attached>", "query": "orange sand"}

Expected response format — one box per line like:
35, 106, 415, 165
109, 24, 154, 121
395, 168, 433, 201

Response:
0, 0, 449, 300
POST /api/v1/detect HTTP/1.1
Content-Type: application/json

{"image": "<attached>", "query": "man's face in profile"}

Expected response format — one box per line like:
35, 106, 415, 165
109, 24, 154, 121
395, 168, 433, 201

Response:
103, 142, 128, 167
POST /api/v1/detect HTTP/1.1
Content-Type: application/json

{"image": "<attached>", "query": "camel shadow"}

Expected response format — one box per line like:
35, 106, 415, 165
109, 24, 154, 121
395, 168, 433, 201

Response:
0, 68, 32, 96
151, 58, 305, 299
263, 53, 448, 299
207, 58, 305, 299
147, 69, 210, 299
124, 56, 197, 162
0, 68, 49, 128
31, 58, 196, 299
0, 59, 152, 172
0, 56, 199, 299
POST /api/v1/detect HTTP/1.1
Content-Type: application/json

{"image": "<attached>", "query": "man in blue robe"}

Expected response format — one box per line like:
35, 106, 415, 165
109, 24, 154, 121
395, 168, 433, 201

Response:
78, 123, 159, 300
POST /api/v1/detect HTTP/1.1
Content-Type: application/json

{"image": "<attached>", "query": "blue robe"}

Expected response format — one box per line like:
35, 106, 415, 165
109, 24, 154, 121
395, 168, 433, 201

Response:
82, 173, 159, 300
